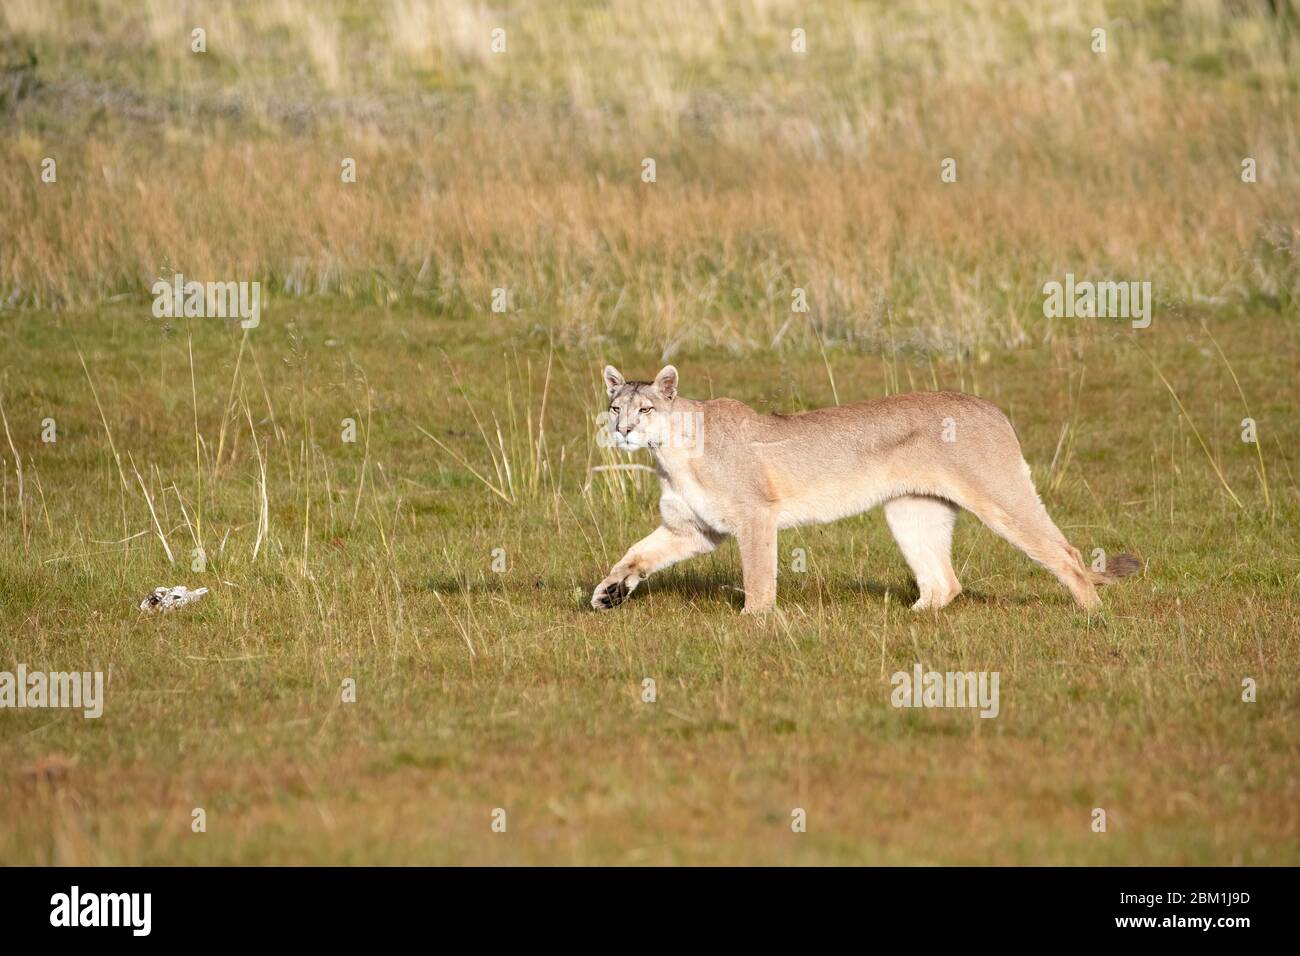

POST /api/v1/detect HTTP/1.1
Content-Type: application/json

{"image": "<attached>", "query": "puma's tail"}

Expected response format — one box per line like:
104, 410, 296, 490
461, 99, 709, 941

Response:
1087, 552, 1142, 586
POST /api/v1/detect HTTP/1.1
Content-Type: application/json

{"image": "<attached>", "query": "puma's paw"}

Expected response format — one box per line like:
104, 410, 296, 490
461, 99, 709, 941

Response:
591, 575, 639, 611
909, 583, 961, 612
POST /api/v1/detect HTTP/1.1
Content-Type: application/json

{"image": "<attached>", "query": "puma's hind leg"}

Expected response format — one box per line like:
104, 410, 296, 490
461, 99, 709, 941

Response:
884, 495, 962, 611
959, 461, 1101, 611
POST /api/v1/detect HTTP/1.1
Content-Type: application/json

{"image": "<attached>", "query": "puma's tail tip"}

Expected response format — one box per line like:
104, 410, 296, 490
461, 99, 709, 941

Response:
1094, 552, 1142, 584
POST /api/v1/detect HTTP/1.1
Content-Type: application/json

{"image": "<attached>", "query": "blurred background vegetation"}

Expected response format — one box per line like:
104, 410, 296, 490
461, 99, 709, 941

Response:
1, 0, 1297, 353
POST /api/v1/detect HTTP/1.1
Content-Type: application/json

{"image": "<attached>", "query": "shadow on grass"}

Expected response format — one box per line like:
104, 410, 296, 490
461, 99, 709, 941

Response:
643, 573, 1022, 609
419, 572, 1034, 611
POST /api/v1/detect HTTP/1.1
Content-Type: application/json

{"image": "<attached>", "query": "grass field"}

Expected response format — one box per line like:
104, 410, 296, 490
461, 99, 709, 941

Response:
1, 1, 1298, 865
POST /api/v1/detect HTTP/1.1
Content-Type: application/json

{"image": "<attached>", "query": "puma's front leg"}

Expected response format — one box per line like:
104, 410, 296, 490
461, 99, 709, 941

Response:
591, 524, 719, 611
736, 511, 779, 614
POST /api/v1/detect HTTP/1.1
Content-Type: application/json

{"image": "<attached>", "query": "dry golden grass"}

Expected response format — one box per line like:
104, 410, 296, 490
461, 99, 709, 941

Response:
2, 1, 1298, 351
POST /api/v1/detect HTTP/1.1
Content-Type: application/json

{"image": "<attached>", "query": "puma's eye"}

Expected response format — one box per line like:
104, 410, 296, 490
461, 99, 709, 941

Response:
640, 407, 653, 414
609, 406, 620, 414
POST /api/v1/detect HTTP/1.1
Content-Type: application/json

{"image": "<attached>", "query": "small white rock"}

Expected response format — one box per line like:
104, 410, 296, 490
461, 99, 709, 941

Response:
139, 585, 209, 613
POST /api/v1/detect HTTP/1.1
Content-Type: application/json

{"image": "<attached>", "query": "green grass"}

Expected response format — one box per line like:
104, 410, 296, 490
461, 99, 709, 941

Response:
0, 302, 1296, 864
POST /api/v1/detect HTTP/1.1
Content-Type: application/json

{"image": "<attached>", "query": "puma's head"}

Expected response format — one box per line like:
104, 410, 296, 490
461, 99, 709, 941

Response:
602, 364, 678, 451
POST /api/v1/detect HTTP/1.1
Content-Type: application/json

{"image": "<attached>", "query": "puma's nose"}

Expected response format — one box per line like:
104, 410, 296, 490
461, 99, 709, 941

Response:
618, 422, 634, 435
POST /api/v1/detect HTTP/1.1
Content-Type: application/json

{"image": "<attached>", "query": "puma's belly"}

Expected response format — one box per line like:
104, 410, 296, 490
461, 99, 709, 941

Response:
774, 471, 898, 529
658, 453, 937, 535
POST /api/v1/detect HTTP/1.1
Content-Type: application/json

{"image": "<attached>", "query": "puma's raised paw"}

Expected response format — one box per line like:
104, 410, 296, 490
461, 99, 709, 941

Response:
591, 575, 639, 611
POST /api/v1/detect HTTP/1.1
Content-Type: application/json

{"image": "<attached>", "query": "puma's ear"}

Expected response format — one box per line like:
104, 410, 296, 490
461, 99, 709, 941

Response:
653, 365, 678, 401
603, 365, 625, 398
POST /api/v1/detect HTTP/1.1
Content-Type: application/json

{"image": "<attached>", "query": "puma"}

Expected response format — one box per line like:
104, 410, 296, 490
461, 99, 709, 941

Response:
591, 364, 1139, 614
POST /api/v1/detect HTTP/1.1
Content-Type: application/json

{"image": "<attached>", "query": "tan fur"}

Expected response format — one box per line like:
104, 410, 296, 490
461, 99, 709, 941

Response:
591, 365, 1140, 614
